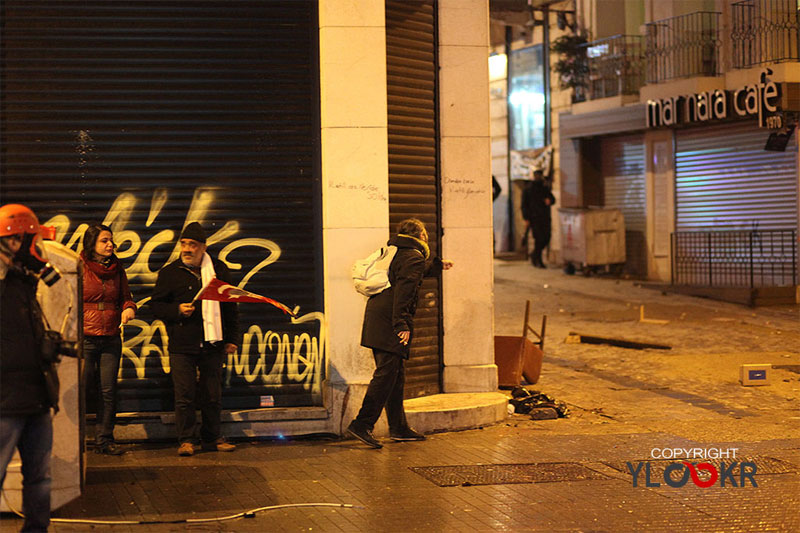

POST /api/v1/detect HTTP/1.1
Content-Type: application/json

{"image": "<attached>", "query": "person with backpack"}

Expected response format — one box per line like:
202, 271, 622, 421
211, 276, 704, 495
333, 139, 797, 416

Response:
347, 218, 453, 449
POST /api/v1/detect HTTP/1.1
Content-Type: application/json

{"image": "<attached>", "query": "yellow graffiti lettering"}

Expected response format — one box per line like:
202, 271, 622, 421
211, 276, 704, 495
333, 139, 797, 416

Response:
219, 238, 281, 287
147, 188, 168, 227
43, 187, 325, 394
226, 311, 326, 395
122, 318, 170, 378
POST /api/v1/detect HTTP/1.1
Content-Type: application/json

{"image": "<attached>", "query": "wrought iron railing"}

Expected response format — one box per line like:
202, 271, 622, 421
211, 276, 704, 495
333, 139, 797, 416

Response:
645, 11, 721, 84
732, 0, 800, 68
578, 34, 644, 100
672, 230, 798, 288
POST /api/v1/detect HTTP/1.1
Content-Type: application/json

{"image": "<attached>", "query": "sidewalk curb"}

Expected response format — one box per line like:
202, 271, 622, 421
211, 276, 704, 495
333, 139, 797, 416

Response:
403, 392, 508, 435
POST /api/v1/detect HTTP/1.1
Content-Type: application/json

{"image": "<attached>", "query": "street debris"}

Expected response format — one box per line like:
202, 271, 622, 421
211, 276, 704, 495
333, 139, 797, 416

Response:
495, 300, 546, 387
529, 407, 558, 420
508, 387, 569, 418
740, 363, 771, 386
639, 305, 668, 325
590, 407, 616, 420
564, 332, 671, 350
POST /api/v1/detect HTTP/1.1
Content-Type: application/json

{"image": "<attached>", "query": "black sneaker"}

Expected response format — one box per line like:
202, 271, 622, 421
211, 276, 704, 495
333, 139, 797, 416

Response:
95, 442, 125, 456
389, 427, 426, 441
346, 422, 382, 449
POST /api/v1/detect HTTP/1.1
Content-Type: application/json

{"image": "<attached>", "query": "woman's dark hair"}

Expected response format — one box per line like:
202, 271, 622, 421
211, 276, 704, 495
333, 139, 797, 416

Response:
396, 218, 426, 239
82, 224, 113, 259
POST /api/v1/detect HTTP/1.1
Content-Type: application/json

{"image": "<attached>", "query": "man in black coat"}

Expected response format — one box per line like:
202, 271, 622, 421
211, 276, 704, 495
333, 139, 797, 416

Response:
151, 222, 239, 456
521, 170, 556, 268
0, 204, 57, 531
348, 218, 453, 449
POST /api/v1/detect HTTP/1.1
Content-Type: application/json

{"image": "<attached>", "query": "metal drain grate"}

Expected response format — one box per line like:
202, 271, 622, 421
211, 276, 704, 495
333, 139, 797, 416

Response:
603, 455, 799, 482
410, 463, 609, 487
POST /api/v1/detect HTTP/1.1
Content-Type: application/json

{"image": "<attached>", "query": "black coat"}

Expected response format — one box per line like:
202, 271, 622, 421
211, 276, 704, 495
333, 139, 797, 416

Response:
521, 180, 556, 221
0, 269, 53, 415
150, 258, 239, 355
360, 234, 443, 357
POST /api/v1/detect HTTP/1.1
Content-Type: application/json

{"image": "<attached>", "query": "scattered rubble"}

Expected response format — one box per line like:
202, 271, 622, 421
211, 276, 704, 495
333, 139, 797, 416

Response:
508, 387, 570, 418
565, 332, 671, 350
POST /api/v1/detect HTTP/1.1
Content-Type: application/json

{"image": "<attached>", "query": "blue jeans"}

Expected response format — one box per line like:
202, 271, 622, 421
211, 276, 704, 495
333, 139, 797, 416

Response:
0, 412, 53, 532
83, 335, 122, 446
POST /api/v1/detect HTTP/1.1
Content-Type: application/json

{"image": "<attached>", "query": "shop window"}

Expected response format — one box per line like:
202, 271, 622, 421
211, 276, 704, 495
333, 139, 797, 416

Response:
509, 45, 546, 150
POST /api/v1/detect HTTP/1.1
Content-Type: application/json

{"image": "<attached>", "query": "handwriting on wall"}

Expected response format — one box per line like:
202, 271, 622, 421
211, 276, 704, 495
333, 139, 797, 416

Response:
330, 180, 388, 202
45, 187, 325, 396
444, 176, 483, 196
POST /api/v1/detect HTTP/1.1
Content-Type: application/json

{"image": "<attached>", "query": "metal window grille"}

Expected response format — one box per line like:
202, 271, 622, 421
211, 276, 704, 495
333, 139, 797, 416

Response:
645, 11, 721, 84
672, 230, 798, 288
732, 0, 800, 68
578, 35, 644, 100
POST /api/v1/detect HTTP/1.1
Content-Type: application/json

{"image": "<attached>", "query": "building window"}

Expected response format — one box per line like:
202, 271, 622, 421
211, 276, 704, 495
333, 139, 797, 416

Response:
509, 45, 546, 150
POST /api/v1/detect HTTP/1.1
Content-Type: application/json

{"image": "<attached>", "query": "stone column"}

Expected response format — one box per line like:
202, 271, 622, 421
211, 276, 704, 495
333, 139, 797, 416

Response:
318, 0, 389, 432
438, 0, 497, 392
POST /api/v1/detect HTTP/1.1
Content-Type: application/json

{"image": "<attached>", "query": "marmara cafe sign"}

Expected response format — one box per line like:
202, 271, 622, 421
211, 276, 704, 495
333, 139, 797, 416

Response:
646, 69, 797, 130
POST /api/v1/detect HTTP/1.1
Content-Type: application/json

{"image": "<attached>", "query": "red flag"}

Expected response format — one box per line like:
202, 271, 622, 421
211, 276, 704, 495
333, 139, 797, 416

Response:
194, 278, 296, 316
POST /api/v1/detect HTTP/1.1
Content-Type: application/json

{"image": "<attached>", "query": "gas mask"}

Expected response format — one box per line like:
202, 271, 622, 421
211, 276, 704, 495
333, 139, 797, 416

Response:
9, 232, 61, 286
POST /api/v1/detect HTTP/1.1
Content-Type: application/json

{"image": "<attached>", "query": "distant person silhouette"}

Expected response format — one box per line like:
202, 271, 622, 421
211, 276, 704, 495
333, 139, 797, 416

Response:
521, 170, 555, 268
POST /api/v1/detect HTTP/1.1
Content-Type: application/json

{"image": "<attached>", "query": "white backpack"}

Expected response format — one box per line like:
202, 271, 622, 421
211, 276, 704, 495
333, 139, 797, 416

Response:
352, 245, 398, 296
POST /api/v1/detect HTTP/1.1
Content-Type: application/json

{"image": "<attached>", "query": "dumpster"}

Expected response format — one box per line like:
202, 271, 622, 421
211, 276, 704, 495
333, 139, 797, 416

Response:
559, 207, 625, 272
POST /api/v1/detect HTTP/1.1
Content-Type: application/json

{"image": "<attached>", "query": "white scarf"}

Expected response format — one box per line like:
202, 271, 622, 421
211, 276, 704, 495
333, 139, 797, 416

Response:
200, 252, 223, 343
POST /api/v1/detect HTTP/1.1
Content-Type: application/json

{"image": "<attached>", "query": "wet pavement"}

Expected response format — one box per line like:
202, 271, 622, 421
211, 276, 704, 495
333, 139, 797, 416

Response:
2, 259, 799, 532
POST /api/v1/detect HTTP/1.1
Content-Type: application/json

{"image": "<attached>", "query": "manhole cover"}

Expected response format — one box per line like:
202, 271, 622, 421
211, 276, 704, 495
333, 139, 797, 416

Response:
604, 455, 799, 483
410, 463, 609, 487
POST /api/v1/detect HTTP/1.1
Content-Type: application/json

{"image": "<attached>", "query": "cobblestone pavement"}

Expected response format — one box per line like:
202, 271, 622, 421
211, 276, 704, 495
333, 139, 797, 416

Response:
2, 260, 798, 532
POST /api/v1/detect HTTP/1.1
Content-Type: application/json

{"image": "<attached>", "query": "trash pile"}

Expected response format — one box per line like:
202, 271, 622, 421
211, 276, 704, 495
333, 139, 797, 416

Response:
508, 386, 570, 420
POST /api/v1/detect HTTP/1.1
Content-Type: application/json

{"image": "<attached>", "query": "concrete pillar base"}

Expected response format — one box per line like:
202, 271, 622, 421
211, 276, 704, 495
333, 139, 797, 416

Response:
405, 392, 507, 434
443, 364, 498, 393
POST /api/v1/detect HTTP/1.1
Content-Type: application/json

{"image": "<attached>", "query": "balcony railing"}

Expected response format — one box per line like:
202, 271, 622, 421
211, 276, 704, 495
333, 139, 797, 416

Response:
578, 35, 644, 100
645, 12, 721, 84
672, 230, 798, 288
732, 0, 800, 68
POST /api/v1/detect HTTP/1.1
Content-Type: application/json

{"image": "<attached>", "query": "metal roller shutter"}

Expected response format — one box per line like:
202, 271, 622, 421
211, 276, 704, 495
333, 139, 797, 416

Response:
1, 1, 323, 412
385, 0, 442, 398
675, 121, 798, 231
600, 134, 647, 276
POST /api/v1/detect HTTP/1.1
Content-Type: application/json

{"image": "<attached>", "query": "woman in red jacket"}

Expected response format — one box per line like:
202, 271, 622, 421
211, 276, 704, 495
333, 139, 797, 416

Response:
82, 224, 136, 455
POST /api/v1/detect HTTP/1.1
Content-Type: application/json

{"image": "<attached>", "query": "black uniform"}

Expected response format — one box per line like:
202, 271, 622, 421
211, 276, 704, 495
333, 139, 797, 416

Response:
0, 268, 54, 531
521, 179, 556, 268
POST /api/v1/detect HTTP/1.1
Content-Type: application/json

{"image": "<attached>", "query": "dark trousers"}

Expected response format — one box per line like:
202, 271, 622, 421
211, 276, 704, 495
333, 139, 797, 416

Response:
531, 217, 552, 266
0, 412, 53, 532
353, 349, 408, 432
83, 335, 122, 446
170, 344, 225, 445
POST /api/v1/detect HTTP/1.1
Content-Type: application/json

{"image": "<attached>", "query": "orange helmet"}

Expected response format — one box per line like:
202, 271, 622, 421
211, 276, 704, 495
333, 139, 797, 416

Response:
0, 203, 61, 285
0, 204, 41, 237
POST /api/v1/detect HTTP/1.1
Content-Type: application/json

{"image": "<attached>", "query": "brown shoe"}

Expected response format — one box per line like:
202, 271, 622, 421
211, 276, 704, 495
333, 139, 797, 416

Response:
178, 442, 195, 456
202, 439, 235, 452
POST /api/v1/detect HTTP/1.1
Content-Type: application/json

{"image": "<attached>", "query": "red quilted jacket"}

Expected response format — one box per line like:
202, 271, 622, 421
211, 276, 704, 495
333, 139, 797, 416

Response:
82, 251, 137, 336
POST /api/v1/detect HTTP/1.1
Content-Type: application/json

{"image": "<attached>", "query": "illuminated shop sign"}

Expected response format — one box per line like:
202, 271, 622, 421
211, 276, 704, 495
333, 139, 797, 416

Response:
646, 69, 789, 129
